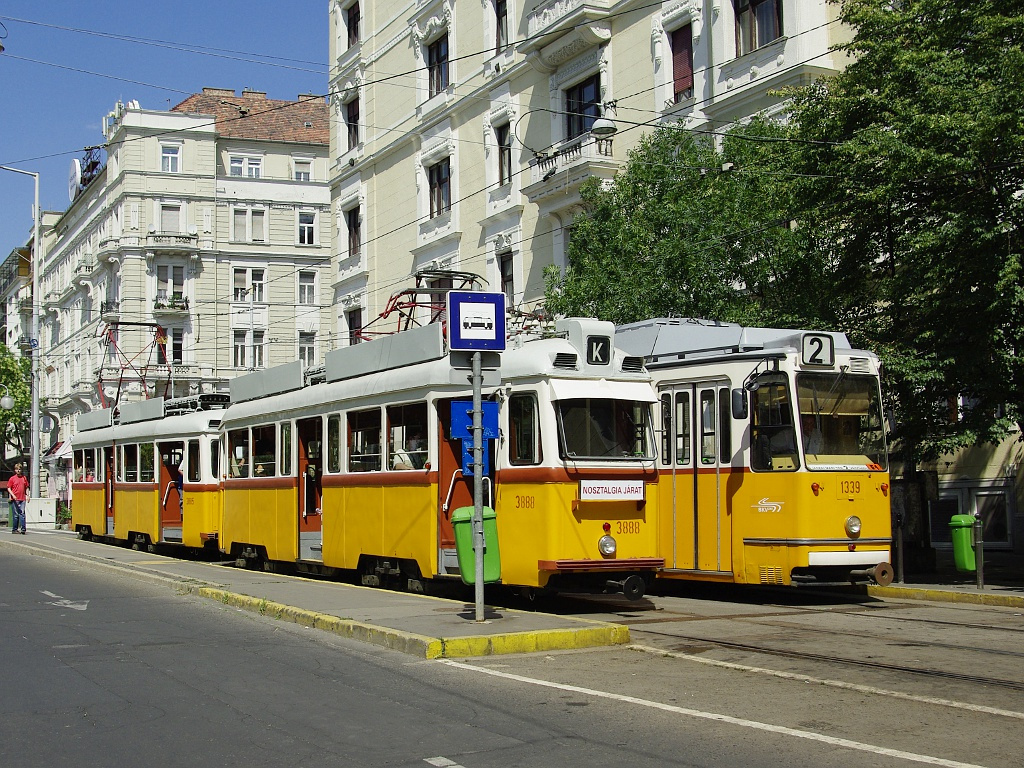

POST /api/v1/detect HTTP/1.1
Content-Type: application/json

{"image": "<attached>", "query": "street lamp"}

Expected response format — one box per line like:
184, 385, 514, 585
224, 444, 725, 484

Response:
0, 165, 41, 501
0, 385, 14, 411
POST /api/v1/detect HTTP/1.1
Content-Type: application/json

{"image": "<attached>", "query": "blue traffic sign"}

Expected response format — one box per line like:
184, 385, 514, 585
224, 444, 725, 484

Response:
447, 291, 506, 352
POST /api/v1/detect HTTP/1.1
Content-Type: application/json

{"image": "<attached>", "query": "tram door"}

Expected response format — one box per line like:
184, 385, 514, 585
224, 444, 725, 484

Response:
659, 382, 733, 574
104, 446, 115, 536
436, 399, 472, 576
297, 418, 323, 561
158, 441, 185, 542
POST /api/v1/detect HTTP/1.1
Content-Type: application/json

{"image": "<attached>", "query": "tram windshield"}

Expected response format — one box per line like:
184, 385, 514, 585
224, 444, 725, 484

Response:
556, 398, 655, 460
797, 372, 887, 470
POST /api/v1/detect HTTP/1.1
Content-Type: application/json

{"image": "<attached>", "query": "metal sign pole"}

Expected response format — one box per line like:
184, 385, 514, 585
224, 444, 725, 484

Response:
472, 350, 485, 621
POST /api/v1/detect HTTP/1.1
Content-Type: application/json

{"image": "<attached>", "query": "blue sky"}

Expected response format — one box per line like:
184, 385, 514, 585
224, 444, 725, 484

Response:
0, 1, 329, 252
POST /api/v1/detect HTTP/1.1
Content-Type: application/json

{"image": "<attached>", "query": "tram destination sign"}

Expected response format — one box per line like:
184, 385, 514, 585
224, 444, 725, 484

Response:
579, 479, 645, 501
447, 291, 506, 352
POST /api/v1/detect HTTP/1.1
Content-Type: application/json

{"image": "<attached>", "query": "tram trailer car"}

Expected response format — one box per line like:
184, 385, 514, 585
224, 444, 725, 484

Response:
219, 318, 662, 599
71, 395, 227, 551
616, 318, 893, 587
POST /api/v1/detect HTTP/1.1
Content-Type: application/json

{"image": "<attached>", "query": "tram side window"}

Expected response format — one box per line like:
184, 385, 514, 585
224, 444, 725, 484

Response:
122, 444, 138, 482
281, 422, 292, 475
699, 391, 716, 465
509, 393, 541, 465
252, 425, 276, 477
387, 402, 428, 470
750, 375, 799, 472
348, 408, 382, 472
73, 450, 86, 481
210, 438, 220, 480
89, 449, 100, 481
660, 394, 672, 465
228, 429, 250, 478
186, 440, 200, 483
327, 414, 342, 473
676, 392, 691, 465
139, 443, 155, 482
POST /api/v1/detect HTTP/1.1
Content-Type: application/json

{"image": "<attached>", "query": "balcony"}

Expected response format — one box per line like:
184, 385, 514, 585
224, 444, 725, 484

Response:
146, 232, 199, 256
526, 0, 612, 38
101, 300, 120, 321
75, 255, 96, 285
522, 133, 617, 203
152, 295, 190, 316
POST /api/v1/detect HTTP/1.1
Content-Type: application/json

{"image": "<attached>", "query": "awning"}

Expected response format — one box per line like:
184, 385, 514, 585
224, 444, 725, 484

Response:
44, 440, 73, 461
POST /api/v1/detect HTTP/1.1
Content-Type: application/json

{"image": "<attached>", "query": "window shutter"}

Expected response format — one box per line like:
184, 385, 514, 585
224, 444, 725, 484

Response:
672, 25, 693, 101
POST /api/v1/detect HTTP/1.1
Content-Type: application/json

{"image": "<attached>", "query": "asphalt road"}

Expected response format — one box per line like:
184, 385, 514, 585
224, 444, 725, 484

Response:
2, 548, 1019, 767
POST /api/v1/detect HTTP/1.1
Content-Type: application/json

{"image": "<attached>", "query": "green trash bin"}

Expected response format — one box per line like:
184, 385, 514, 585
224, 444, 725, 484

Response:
949, 514, 977, 573
451, 506, 501, 585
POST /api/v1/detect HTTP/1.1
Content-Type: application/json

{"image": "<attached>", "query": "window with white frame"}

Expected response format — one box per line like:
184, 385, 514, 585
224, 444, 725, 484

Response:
565, 74, 601, 140
346, 307, 363, 345
233, 330, 247, 367
161, 143, 181, 173
229, 155, 262, 178
734, 0, 782, 56
297, 210, 317, 245
499, 251, 514, 306
294, 159, 312, 181
233, 267, 265, 303
157, 327, 184, 364
495, 123, 512, 187
159, 203, 182, 234
928, 482, 1013, 548
494, 0, 509, 55
156, 264, 185, 303
298, 271, 316, 305
671, 25, 694, 103
345, 98, 360, 151
427, 35, 449, 98
232, 207, 267, 242
428, 158, 451, 218
299, 331, 316, 367
345, 205, 361, 257
346, 2, 360, 49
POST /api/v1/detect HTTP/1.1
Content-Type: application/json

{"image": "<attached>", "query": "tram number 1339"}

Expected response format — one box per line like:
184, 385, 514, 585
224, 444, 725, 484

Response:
837, 479, 862, 496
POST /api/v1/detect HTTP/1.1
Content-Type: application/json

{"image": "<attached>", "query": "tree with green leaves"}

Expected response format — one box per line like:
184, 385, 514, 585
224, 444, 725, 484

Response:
544, 119, 816, 327
787, 0, 1024, 463
0, 344, 31, 470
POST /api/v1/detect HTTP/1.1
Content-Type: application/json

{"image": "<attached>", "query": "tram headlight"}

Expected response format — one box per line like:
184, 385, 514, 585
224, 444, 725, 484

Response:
598, 534, 617, 557
845, 515, 862, 538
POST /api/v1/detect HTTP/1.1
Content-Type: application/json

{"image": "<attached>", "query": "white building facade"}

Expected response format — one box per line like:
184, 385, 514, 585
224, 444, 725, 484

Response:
39, 88, 332, 443
327, 0, 850, 339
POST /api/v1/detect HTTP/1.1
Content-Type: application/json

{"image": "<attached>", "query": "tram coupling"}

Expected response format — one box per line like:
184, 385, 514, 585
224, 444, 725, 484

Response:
850, 562, 895, 587
606, 573, 649, 601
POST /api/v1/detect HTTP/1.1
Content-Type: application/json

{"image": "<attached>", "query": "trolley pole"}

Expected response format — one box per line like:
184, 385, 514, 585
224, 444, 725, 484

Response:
472, 350, 485, 622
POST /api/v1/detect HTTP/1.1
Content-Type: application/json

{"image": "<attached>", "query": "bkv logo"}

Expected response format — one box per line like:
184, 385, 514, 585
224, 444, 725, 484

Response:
753, 497, 783, 513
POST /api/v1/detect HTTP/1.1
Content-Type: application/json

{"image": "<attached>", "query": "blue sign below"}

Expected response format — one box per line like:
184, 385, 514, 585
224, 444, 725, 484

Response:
451, 400, 498, 476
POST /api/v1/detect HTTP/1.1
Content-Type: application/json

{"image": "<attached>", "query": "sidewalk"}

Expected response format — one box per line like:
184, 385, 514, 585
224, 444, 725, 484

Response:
0, 529, 629, 659
3, 530, 1022, 662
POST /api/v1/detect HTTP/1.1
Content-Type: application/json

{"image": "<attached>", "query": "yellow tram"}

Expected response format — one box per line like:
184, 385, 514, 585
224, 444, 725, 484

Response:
219, 318, 662, 598
616, 318, 893, 587
71, 394, 227, 550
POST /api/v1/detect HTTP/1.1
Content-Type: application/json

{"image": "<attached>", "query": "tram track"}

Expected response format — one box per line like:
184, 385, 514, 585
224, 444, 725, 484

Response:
628, 627, 1024, 692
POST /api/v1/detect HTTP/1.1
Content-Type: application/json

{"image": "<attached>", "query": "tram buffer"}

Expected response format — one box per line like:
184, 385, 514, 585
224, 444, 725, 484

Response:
447, 291, 506, 621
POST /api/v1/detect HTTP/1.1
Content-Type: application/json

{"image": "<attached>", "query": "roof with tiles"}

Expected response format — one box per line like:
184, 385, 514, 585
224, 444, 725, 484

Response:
171, 87, 328, 145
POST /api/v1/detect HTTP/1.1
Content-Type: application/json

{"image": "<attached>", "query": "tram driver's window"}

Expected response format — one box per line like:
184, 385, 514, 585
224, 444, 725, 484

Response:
327, 414, 342, 473
750, 375, 798, 471
228, 429, 250, 478
187, 440, 201, 483
123, 444, 138, 483
348, 408, 382, 472
509, 393, 541, 465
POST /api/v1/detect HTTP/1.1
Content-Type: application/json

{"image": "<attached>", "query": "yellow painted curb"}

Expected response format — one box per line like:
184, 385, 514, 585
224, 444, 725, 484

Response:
195, 587, 629, 658
866, 585, 1024, 609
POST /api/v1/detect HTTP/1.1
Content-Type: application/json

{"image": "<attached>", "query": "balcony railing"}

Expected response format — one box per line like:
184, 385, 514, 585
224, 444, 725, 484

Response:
152, 295, 190, 314
147, 232, 199, 253
530, 133, 614, 184
101, 300, 120, 319
527, 0, 612, 37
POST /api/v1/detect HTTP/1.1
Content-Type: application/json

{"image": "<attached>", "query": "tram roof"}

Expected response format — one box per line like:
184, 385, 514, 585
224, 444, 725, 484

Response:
615, 318, 855, 366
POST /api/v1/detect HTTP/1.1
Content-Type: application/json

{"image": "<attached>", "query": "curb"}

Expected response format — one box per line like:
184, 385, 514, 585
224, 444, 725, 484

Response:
2, 537, 631, 658
865, 584, 1024, 609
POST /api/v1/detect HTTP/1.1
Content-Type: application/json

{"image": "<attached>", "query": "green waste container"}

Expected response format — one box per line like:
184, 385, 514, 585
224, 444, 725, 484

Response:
949, 514, 977, 573
451, 506, 501, 585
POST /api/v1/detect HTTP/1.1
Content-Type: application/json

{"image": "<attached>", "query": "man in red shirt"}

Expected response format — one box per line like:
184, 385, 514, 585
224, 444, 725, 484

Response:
8, 463, 28, 534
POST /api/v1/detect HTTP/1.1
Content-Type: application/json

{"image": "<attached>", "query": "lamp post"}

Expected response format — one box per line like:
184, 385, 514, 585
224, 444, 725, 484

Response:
0, 165, 41, 501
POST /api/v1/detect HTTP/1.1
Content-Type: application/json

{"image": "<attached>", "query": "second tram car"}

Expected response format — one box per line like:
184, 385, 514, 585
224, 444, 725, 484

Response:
71, 394, 227, 550
218, 318, 662, 599
616, 318, 893, 587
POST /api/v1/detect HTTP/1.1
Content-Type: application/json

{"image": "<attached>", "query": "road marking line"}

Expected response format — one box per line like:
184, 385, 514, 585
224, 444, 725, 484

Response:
40, 589, 88, 611
424, 758, 464, 767
629, 644, 1024, 721
440, 659, 991, 768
